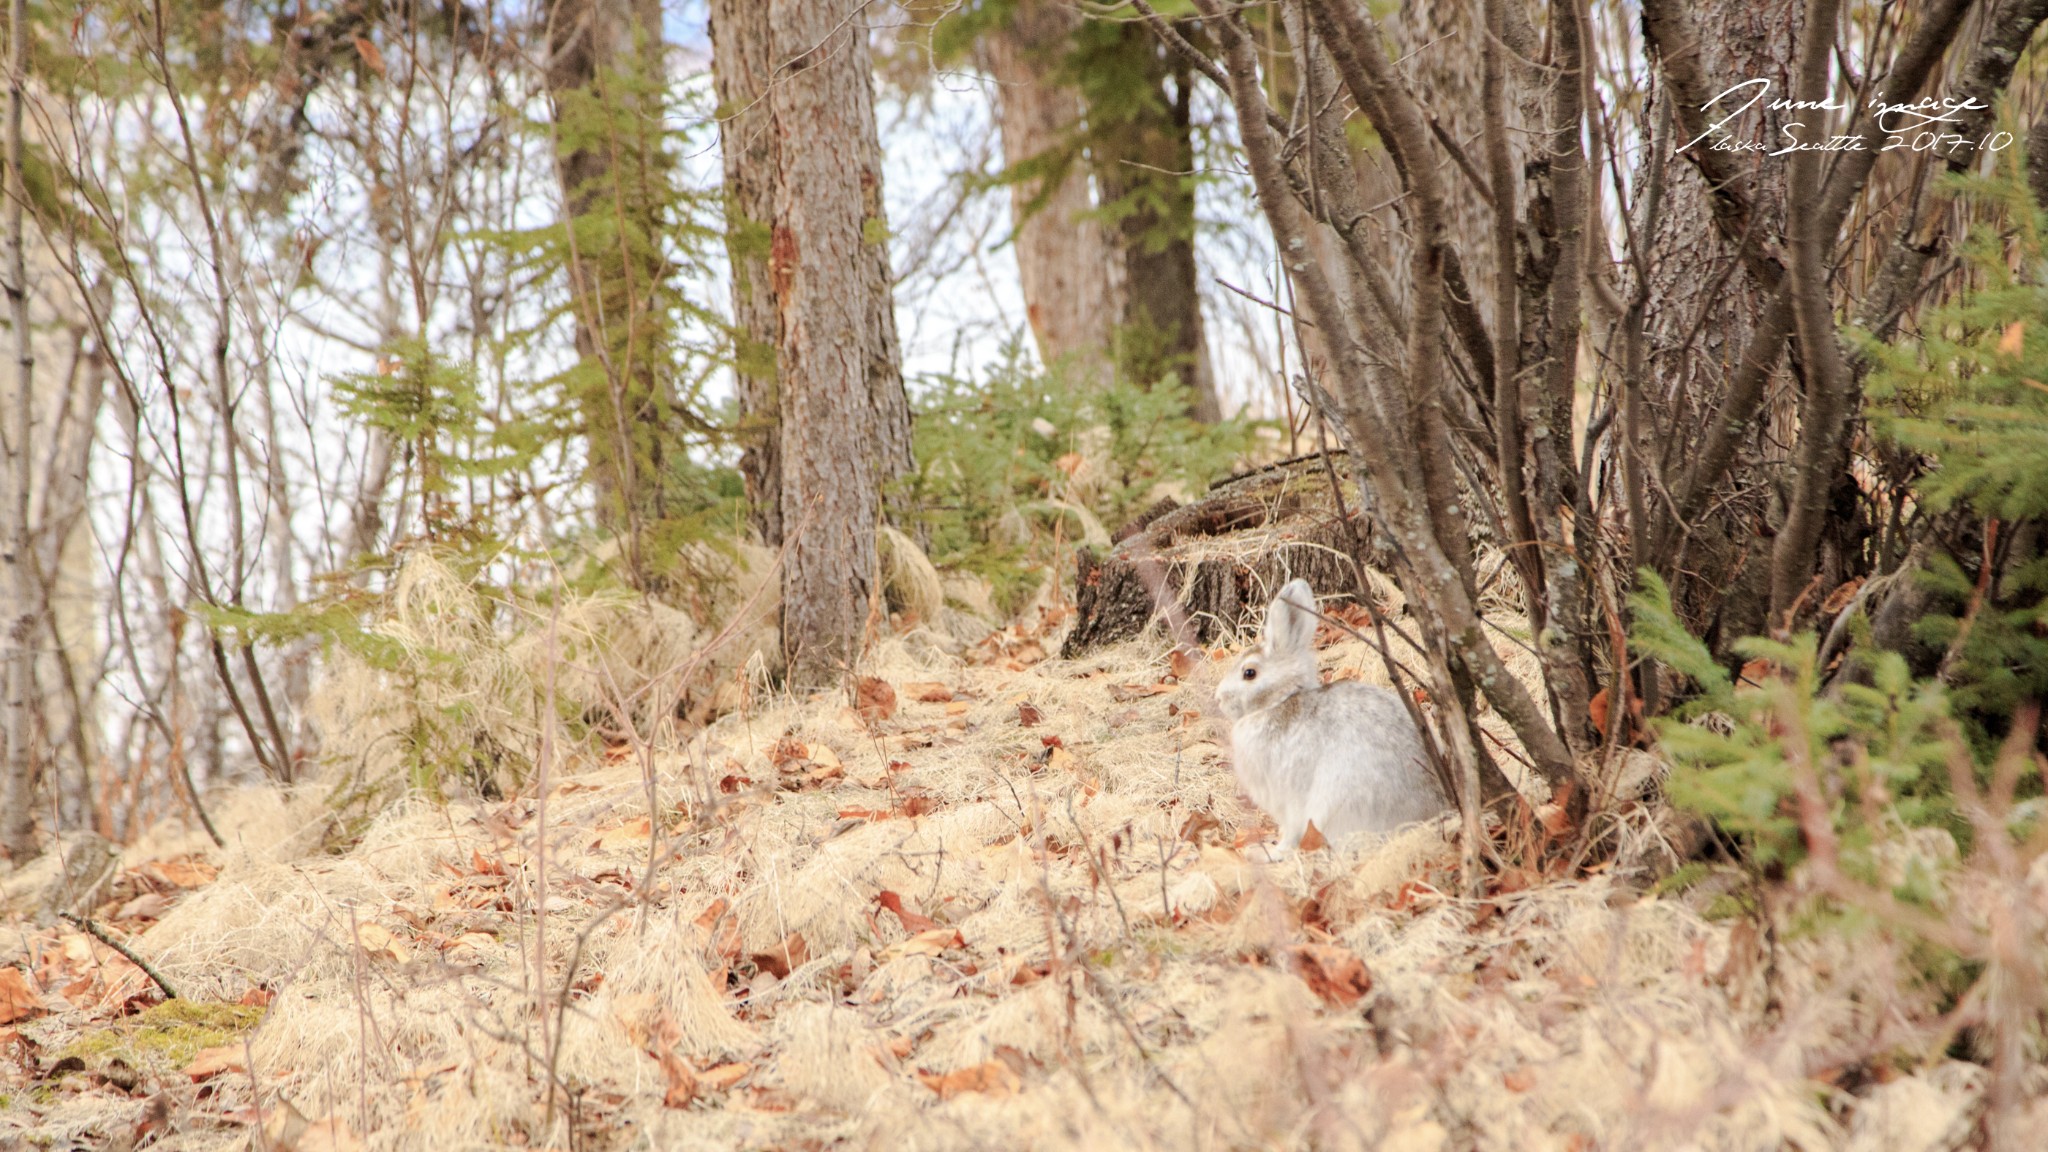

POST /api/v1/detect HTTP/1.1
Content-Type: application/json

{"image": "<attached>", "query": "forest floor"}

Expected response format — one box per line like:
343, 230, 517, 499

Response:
0, 589, 2003, 1151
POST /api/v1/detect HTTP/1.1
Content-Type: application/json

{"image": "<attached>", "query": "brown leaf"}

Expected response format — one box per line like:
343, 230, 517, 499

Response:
1820, 577, 1864, 615
699, 1061, 752, 1092
1110, 682, 1175, 702
918, 1059, 1021, 1100
1016, 701, 1044, 726
144, 856, 218, 889
352, 35, 386, 76
1177, 810, 1221, 844
1297, 820, 1328, 852
895, 927, 965, 957
855, 677, 899, 723
1287, 943, 1372, 1007
876, 890, 940, 934
1168, 647, 1197, 681
185, 1044, 248, 1081
904, 681, 954, 703
750, 931, 811, 980
2000, 320, 2026, 357
593, 815, 653, 853
1502, 1067, 1536, 1093
0, 967, 42, 1025
648, 1011, 697, 1108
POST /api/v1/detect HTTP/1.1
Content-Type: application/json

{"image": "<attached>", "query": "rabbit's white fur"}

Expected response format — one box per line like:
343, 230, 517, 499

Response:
1215, 579, 1448, 851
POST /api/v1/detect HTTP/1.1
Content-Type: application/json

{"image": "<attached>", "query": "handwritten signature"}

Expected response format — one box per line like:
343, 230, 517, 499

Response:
1680, 78, 2007, 157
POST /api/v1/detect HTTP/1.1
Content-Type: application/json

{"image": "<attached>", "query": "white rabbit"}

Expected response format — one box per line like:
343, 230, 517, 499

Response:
1215, 578, 1448, 852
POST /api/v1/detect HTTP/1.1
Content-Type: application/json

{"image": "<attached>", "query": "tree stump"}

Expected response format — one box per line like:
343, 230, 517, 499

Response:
1063, 453, 1386, 656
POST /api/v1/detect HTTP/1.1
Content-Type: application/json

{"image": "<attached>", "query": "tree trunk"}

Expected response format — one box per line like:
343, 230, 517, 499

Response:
544, 0, 671, 579
712, 0, 912, 687
1080, 19, 1221, 421
1637, 0, 1801, 650
1, 0, 37, 862
709, 0, 782, 545
986, 0, 1119, 375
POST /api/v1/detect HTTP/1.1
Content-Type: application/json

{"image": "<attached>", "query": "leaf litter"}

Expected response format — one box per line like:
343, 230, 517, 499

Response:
0, 572, 1996, 1150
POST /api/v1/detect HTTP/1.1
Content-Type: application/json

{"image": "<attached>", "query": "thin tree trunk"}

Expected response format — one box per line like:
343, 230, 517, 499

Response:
708, 0, 782, 546
2, 0, 39, 860
544, 0, 670, 579
987, 0, 1118, 374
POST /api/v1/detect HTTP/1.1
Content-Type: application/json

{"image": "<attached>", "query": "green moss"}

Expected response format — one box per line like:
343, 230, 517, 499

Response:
57, 999, 266, 1075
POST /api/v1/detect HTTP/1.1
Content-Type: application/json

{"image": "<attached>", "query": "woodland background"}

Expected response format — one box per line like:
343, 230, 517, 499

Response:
0, 0, 2046, 1149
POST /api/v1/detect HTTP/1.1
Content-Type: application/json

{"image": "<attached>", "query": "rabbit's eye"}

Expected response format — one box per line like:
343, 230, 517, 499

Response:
1241, 667, 1258, 681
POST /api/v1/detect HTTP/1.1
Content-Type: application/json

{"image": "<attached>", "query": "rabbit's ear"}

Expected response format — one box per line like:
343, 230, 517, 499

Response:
1264, 579, 1317, 656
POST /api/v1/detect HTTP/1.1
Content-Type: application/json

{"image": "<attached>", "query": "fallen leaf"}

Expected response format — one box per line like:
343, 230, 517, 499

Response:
855, 677, 899, 722
904, 681, 954, 703
1502, 1067, 1536, 1092
699, 1061, 752, 1092
884, 927, 966, 961
648, 1011, 697, 1108
1109, 682, 1174, 702
1820, 577, 1864, 615
353, 922, 409, 964
0, 968, 42, 1025
876, 890, 940, 934
1178, 810, 1221, 844
594, 815, 653, 853
144, 856, 218, 889
944, 700, 971, 716
1016, 701, 1044, 726
2000, 320, 2026, 357
185, 1044, 248, 1081
750, 932, 811, 980
1168, 647, 1197, 681
918, 1059, 1020, 1100
1288, 943, 1372, 1007
240, 986, 275, 1008
1297, 821, 1328, 852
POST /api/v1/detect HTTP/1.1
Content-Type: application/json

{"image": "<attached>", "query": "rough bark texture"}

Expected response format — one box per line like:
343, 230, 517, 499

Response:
1637, 0, 1800, 649
710, 0, 910, 687
986, 0, 1119, 375
1, 0, 35, 860
708, 0, 783, 546
544, 0, 670, 569
1082, 19, 1221, 421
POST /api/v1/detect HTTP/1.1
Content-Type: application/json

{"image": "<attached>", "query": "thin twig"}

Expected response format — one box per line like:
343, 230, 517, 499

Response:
60, 912, 180, 1000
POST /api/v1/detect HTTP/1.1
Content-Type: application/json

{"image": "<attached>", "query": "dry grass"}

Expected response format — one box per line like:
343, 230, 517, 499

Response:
0, 559, 2013, 1151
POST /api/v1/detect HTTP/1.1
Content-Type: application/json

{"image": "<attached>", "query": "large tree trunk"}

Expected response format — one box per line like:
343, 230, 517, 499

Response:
711, 0, 912, 687
1079, 19, 1221, 421
986, 0, 1119, 374
544, 0, 672, 581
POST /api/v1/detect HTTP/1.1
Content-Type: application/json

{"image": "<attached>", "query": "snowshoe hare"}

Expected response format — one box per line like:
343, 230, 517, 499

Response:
1215, 579, 1449, 851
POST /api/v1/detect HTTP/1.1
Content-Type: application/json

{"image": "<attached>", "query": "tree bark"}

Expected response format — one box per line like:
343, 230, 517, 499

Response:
1081, 19, 1222, 421
1, 0, 38, 861
708, 0, 782, 546
986, 0, 1119, 375
544, 0, 671, 579
713, 0, 911, 687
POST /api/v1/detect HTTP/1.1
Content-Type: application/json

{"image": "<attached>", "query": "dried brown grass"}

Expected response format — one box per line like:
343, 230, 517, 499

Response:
4, 558, 2004, 1152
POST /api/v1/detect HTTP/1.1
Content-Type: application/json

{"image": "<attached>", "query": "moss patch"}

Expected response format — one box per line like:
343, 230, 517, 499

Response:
57, 999, 266, 1075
